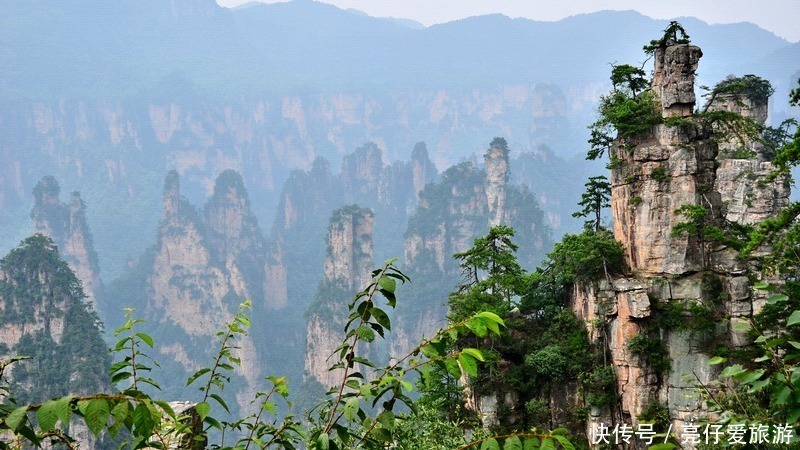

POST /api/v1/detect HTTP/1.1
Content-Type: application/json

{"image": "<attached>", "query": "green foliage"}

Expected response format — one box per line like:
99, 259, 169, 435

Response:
700, 81, 800, 423
771, 79, 800, 178
587, 91, 661, 160
643, 21, 691, 55
572, 175, 611, 232
650, 165, 669, 182
0, 235, 110, 406
580, 366, 617, 409
637, 401, 671, 431
628, 333, 671, 376
706, 74, 774, 106
672, 204, 726, 268
525, 345, 569, 380
487, 137, 510, 157
0, 258, 576, 449
392, 404, 487, 450
609, 64, 649, 97
449, 226, 527, 321
432, 227, 601, 439
762, 118, 798, 161
541, 229, 625, 285
585, 23, 697, 160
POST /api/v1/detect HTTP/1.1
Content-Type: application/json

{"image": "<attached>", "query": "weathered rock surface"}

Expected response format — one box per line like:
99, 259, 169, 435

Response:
145, 170, 267, 409
575, 40, 789, 448
710, 87, 791, 225
305, 206, 374, 387
652, 44, 703, 117
30, 176, 102, 307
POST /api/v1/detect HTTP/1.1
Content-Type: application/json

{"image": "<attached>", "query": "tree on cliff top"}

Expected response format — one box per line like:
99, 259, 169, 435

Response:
572, 175, 611, 233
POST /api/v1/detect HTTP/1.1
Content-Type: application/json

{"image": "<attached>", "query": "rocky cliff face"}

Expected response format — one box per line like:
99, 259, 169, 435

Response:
305, 206, 374, 388
712, 87, 791, 225
30, 176, 101, 307
485, 141, 510, 227
573, 41, 789, 446
140, 170, 268, 408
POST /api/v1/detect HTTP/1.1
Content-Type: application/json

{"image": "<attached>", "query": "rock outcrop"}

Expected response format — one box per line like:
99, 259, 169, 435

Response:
305, 206, 374, 388
574, 41, 789, 447
485, 139, 510, 227
711, 83, 791, 225
30, 176, 101, 306
138, 170, 269, 409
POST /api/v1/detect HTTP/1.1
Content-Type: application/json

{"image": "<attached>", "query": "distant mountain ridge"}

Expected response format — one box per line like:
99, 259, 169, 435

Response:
0, 2, 793, 99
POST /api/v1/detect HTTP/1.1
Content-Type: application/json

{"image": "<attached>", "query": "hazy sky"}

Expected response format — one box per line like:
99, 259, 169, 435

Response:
218, 0, 800, 42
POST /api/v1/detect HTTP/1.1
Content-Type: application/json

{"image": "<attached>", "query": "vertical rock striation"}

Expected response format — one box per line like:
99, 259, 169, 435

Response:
30, 176, 101, 307
485, 139, 510, 227
305, 206, 374, 388
574, 40, 790, 446
143, 170, 267, 409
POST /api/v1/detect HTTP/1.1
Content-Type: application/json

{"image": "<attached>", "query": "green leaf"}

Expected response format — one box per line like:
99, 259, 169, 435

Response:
444, 358, 461, 378
466, 319, 488, 338
136, 332, 154, 348
204, 415, 222, 430
85, 399, 110, 436
420, 344, 439, 359
523, 437, 540, 450
54, 396, 73, 426
708, 356, 727, 365
553, 435, 575, 450
775, 385, 791, 404
648, 444, 677, 450
110, 400, 130, 426
459, 353, 478, 376
5, 405, 29, 431
789, 407, 800, 423
735, 370, 765, 384
355, 325, 376, 342
343, 398, 359, 421
111, 371, 132, 384
316, 432, 330, 450
481, 438, 501, 450
370, 307, 391, 331
377, 410, 395, 431
133, 402, 154, 435
378, 276, 396, 293
370, 426, 393, 442
209, 394, 230, 413
477, 311, 505, 327
37, 400, 59, 432
748, 378, 771, 393
187, 368, 211, 385
753, 281, 771, 290
540, 438, 555, 450
788, 310, 800, 327
196, 401, 211, 421
766, 294, 789, 305
462, 347, 485, 362
504, 435, 523, 450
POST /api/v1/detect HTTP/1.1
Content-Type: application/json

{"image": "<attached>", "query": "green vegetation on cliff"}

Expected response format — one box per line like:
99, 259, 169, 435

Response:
0, 235, 109, 403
